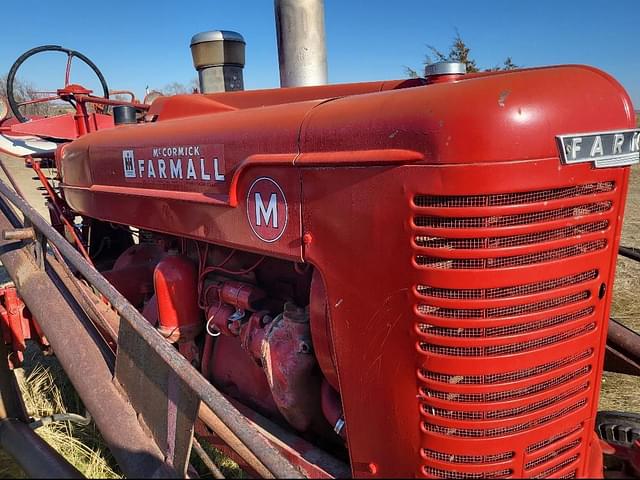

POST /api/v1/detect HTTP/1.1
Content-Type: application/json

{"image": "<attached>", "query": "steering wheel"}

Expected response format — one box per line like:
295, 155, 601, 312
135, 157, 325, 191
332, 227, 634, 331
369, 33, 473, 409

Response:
7, 45, 110, 123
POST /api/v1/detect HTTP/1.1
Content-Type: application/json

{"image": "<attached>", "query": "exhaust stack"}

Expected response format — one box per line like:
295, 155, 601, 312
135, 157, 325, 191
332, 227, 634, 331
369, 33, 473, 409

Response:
274, 0, 328, 87
190, 30, 245, 93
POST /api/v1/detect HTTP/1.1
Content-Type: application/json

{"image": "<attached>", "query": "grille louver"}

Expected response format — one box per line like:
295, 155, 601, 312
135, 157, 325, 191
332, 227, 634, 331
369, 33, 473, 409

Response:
414, 180, 617, 478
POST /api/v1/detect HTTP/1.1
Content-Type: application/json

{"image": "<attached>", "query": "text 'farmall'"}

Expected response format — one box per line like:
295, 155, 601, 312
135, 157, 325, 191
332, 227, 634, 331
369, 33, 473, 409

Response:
122, 145, 225, 182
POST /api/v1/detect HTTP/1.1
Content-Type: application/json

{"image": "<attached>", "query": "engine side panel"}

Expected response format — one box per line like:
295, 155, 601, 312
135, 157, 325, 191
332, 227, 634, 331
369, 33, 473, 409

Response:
63, 165, 305, 261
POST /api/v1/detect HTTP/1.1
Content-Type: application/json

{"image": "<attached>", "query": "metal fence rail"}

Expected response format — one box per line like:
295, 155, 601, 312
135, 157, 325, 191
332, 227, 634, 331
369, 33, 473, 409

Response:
619, 245, 640, 262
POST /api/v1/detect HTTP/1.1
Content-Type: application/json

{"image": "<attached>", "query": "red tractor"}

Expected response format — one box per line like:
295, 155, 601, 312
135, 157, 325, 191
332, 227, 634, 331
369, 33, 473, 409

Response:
0, 4, 638, 478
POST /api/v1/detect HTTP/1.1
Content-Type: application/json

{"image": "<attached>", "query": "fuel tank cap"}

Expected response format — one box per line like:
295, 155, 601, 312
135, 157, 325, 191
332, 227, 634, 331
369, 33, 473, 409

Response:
424, 61, 467, 83
424, 61, 467, 76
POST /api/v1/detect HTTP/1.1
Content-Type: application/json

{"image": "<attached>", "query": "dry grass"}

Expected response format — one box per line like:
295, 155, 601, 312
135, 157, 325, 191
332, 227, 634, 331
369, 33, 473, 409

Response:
0, 350, 243, 479
17, 364, 120, 478
0, 347, 244, 479
0, 347, 120, 479
191, 439, 246, 479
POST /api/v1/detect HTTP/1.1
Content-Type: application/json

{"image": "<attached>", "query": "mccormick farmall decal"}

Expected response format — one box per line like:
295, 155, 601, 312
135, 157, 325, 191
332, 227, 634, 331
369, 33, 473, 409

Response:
122, 145, 226, 183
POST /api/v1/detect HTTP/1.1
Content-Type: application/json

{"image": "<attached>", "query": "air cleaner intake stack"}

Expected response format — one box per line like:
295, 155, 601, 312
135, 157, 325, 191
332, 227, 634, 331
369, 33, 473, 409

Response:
190, 30, 245, 93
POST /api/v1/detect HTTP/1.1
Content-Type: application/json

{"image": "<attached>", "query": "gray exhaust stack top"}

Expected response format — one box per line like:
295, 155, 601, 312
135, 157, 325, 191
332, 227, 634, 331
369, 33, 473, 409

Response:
190, 30, 245, 93
274, 0, 328, 87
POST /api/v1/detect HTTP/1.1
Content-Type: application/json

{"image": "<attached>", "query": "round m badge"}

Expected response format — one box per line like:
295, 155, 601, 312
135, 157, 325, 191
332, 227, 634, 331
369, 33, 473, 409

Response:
246, 177, 288, 243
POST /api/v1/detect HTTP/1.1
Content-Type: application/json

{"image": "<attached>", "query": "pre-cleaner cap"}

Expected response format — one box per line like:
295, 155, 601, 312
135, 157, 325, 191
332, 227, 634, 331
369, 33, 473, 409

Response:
190, 30, 245, 46
189, 30, 246, 70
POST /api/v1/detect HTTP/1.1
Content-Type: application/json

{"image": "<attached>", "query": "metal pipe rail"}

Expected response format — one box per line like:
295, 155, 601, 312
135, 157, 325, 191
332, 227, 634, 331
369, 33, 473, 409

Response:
0, 197, 174, 478
0, 177, 303, 479
0, 419, 84, 478
619, 245, 640, 262
602, 245, 640, 377
608, 319, 640, 367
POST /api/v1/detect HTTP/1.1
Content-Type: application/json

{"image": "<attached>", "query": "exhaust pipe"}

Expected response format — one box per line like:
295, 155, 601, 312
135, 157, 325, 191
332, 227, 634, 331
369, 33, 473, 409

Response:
274, 0, 328, 87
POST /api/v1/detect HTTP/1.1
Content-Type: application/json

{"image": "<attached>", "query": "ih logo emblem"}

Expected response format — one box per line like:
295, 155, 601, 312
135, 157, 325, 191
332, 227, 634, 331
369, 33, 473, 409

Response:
247, 177, 288, 243
123, 150, 136, 178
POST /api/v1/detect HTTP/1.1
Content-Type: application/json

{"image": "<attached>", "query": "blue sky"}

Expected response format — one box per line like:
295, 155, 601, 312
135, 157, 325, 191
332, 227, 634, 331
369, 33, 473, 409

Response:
1, 0, 638, 107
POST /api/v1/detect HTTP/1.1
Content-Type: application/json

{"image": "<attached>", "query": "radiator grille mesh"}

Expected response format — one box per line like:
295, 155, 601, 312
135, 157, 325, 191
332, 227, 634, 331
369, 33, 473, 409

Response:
424, 382, 589, 421
422, 449, 514, 465
418, 308, 594, 339
420, 323, 595, 357
415, 220, 608, 250
422, 399, 587, 438
413, 180, 615, 478
422, 366, 591, 403
422, 466, 513, 479
416, 240, 607, 269
532, 455, 580, 479
527, 425, 583, 454
414, 181, 614, 208
421, 349, 592, 386
414, 201, 612, 229
525, 439, 582, 470
417, 270, 598, 300
417, 292, 590, 320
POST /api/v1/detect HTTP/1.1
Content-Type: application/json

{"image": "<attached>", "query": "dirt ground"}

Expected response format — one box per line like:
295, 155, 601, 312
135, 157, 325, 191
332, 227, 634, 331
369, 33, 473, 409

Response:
0, 154, 50, 215
0, 155, 51, 281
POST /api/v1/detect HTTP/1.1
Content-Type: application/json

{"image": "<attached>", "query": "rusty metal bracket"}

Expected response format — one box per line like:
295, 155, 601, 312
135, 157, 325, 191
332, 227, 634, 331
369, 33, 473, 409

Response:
115, 319, 199, 477
34, 231, 47, 270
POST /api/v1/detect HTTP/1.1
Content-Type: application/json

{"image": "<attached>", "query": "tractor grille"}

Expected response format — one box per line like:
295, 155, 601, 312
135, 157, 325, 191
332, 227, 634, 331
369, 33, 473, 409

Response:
415, 239, 607, 269
421, 366, 591, 404
417, 292, 591, 319
422, 449, 515, 464
422, 399, 587, 438
422, 466, 513, 479
413, 179, 617, 478
413, 182, 614, 208
413, 202, 611, 229
417, 270, 598, 300
415, 221, 609, 250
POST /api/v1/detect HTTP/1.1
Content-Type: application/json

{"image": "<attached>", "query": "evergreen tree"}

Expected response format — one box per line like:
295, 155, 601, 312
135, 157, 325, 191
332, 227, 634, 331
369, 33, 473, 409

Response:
406, 31, 518, 78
